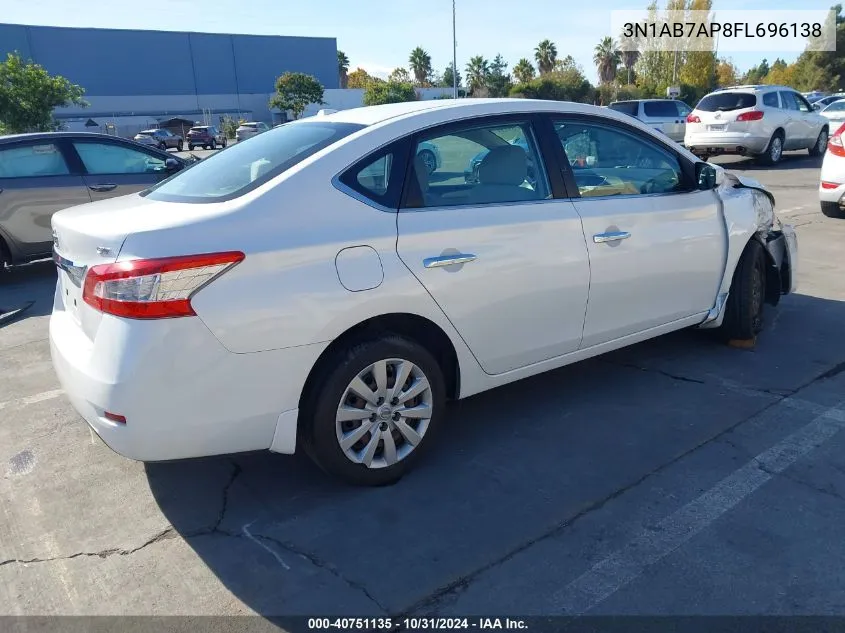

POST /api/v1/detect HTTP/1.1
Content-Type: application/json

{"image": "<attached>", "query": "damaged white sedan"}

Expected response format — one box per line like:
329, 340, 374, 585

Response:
49, 99, 797, 486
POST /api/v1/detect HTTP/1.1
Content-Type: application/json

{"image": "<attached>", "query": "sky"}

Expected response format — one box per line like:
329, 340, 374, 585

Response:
3, 0, 837, 84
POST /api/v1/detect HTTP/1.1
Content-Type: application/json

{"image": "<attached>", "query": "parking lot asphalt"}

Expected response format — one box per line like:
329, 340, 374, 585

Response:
2, 151, 845, 621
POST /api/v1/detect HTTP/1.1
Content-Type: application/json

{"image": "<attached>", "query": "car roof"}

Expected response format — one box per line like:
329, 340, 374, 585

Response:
714, 84, 790, 93
0, 131, 144, 144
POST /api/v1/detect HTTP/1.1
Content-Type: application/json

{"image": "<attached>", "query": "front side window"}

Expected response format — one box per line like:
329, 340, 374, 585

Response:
793, 93, 812, 113
0, 143, 70, 178
779, 92, 800, 111
554, 120, 686, 197
73, 142, 167, 175
144, 120, 364, 203
676, 102, 692, 117
826, 101, 845, 112
643, 101, 678, 117
405, 121, 550, 208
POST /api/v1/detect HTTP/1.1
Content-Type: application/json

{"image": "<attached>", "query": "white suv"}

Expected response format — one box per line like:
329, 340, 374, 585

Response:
685, 85, 829, 165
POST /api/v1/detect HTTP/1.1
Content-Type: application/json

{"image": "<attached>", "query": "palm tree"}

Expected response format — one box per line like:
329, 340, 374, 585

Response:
622, 50, 639, 85
513, 58, 535, 84
409, 47, 433, 87
337, 50, 350, 88
534, 40, 558, 75
465, 56, 489, 96
593, 37, 621, 84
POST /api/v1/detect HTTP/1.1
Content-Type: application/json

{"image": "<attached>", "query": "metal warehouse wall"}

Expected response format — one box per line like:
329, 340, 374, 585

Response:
0, 24, 339, 96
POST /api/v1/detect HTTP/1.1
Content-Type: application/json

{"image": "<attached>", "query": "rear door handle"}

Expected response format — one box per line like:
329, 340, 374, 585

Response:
423, 253, 477, 268
593, 231, 631, 244
89, 183, 117, 192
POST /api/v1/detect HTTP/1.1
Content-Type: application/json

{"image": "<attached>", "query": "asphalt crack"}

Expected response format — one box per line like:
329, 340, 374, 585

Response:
602, 359, 706, 385
755, 460, 845, 504
213, 460, 243, 532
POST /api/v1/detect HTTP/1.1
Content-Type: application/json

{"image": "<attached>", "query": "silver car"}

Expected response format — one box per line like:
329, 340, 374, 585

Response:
607, 99, 693, 143
133, 128, 184, 151
0, 132, 186, 266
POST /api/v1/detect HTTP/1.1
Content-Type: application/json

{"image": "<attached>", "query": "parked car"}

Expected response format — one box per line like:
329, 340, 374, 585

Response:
819, 100, 845, 126
819, 121, 845, 218
49, 99, 796, 486
0, 132, 186, 266
133, 128, 183, 151
415, 141, 442, 174
607, 99, 693, 143
685, 85, 830, 164
235, 121, 270, 142
187, 125, 227, 151
812, 94, 845, 110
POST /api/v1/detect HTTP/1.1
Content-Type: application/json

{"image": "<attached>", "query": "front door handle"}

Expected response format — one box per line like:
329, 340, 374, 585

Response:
89, 183, 117, 192
423, 253, 477, 268
593, 231, 631, 244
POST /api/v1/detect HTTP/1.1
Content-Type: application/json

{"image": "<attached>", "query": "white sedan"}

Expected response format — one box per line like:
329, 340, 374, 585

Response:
49, 99, 797, 486
819, 122, 845, 218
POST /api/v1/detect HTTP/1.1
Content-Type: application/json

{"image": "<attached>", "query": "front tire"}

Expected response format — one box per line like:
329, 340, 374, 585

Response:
809, 128, 829, 157
720, 239, 767, 340
821, 201, 845, 218
177, 141, 184, 152
301, 335, 446, 486
210, 139, 217, 150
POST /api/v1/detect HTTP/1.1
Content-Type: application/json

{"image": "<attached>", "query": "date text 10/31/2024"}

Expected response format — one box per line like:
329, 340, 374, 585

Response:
307, 618, 529, 630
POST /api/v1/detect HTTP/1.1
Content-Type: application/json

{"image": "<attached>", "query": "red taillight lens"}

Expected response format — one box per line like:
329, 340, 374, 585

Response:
104, 411, 127, 424
82, 251, 244, 319
687, 114, 701, 123
821, 181, 840, 189
736, 111, 764, 122
828, 123, 845, 156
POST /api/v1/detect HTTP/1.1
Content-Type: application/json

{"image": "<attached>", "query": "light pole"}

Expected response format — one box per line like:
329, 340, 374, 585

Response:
452, 0, 458, 99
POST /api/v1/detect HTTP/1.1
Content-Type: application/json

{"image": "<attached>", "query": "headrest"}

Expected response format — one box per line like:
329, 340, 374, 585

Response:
478, 145, 527, 186
414, 154, 430, 192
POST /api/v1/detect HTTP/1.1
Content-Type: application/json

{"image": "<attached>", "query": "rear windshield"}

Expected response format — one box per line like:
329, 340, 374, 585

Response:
697, 92, 757, 112
143, 121, 365, 203
608, 101, 639, 116
190, 127, 208, 131
242, 123, 259, 128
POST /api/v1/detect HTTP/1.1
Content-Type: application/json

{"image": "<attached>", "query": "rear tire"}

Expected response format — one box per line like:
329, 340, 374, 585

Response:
210, 139, 217, 150
158, 141, 167, 151
757, 131, 784, 166
177, 141, 184, 152
809, 128, 829, 157
188, 144, 194, 151
300, 334, 446, 486
719, 239, 767, 340
821, 201, 845, 218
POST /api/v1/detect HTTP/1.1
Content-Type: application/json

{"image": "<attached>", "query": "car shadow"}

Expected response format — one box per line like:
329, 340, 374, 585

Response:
0, 260, 56, 326
710, 151, 822, 171
145, 291, 845, 623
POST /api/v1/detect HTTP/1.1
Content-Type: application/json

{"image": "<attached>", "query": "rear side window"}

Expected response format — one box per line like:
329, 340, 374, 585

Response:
697, 92, 757, 112
643, 101, 679, 117
0, 143, 70, 178
144, 120, 364, 203
762, 92, 780, 108
608, 102, 639, 116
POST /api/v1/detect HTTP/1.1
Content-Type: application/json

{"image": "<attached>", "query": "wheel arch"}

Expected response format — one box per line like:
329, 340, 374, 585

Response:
297, 312, 462, 418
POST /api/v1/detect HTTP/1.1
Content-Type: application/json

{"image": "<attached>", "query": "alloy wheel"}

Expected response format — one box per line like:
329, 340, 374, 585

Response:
335, 358, 433, 469
771, 136, 783, 163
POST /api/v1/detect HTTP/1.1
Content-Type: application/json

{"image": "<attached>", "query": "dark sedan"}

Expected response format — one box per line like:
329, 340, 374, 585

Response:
0, 132, 189, 266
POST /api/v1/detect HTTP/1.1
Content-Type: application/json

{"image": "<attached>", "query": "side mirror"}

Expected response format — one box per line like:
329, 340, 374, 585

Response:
696, 162, 717, 190
165, 157, 182, 172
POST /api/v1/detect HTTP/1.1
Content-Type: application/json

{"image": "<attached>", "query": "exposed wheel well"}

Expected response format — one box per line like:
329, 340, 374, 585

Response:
298, 313, 461, 414
0, 234, 10, 267
749, 234, 786, 306
773, 127, 785, 138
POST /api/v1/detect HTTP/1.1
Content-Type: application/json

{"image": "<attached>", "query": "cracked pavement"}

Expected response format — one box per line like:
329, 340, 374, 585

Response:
3, 152, 845, 621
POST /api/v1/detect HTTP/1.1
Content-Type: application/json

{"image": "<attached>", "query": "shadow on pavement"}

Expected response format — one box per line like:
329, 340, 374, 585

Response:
710, 152, 821, 171
0, 260, 56, 326
146, 291, 845, 622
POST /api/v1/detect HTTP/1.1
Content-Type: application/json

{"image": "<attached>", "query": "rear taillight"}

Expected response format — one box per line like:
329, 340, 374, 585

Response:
736, 110, 764, 122
82, 251, 244, 319
821, 181, 840, 189
687, 114, 701, 123
828, 123, 845, 157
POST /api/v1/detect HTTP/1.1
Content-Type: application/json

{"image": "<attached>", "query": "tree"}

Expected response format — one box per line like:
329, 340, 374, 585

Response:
337, 50, 349, 88
764, 60, 798, 87
513, 58, 535, 84
535, 40, 558, 75
465, 56, 489, 96
389, 67, 412, 84
593, 37, 621, 85
441, 62, 462, 89
621, 50, 639, 85
269, 72, 325, 120
742, 59, 770, 84
487, 54, 512, 97
409, 47, 433, 86
0, 52, 87, 133
715, 58, 739, 87
348, 67, 378, 89
363, 81, 417, 105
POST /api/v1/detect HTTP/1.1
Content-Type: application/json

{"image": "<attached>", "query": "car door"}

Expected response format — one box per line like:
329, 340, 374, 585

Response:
0, 139, 91, 260
778, 91, 807, 149
395, 115, 591, 375
550, 116, 724, 349
67, 138, 175, 201
792, 91, 822, 145
642, 101, 683, 142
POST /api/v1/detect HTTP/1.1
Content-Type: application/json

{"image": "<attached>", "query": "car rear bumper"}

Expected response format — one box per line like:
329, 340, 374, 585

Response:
49, 287, 325, 461
685, 132, 771, 155
819, 182, 845, 204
